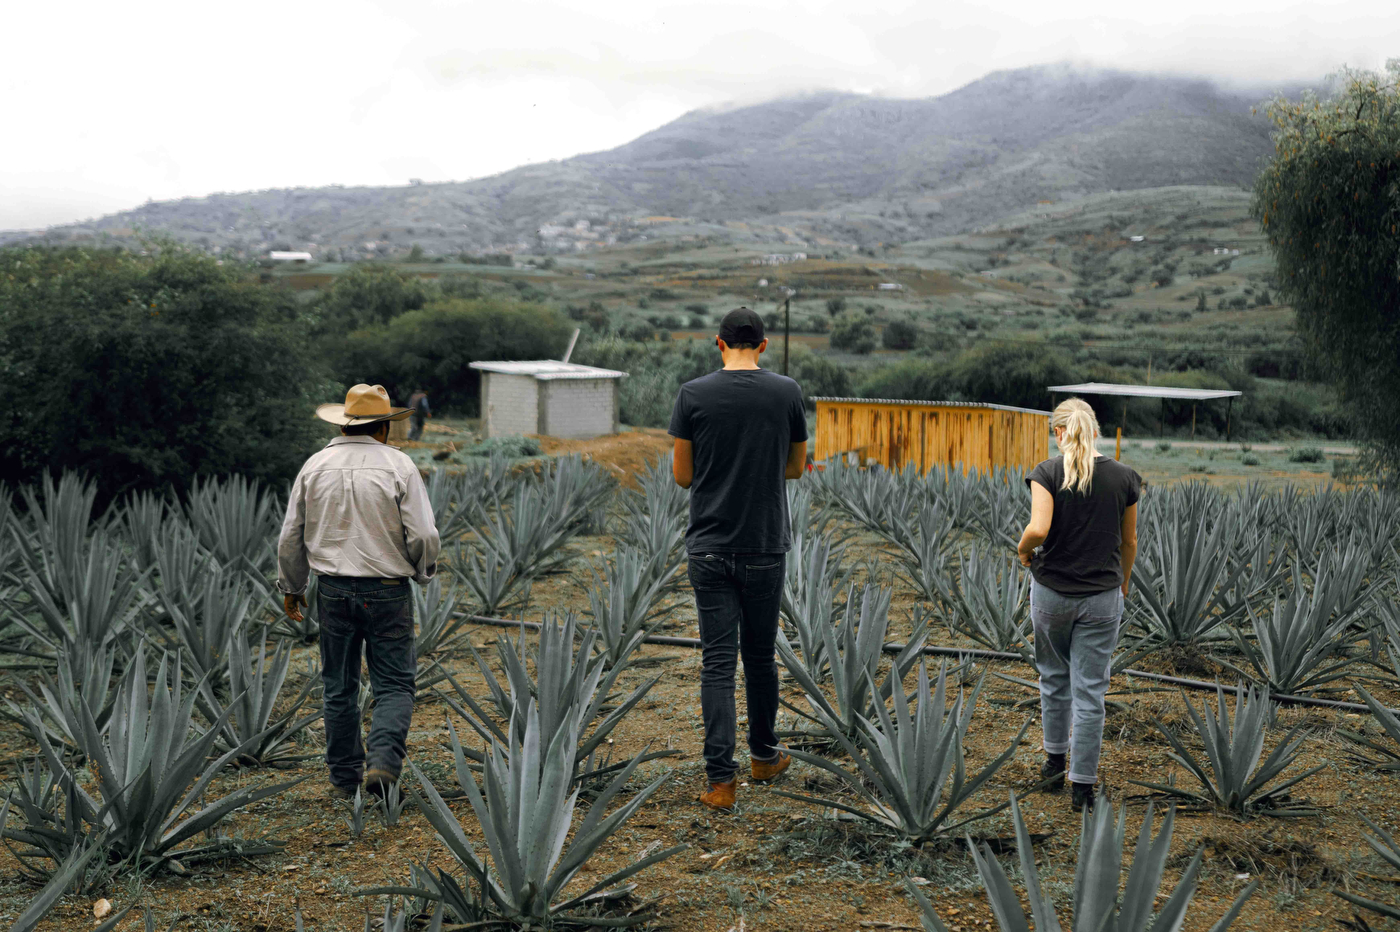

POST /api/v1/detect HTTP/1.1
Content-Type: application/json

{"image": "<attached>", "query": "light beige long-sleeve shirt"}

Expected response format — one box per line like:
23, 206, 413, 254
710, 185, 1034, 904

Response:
276, 436, 440, 594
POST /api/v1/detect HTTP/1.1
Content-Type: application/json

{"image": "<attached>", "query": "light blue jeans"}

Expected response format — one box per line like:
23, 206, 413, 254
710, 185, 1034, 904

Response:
1030, 580, 1123, 785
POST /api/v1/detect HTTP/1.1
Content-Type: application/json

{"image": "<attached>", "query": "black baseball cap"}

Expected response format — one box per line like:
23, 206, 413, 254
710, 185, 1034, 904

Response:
718, 306, 765, 346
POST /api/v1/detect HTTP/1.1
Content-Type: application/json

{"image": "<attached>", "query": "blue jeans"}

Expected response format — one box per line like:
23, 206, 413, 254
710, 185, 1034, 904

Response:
689, 552, 786, 783
317, 576, 417, 788
1030, 580, 1122, 785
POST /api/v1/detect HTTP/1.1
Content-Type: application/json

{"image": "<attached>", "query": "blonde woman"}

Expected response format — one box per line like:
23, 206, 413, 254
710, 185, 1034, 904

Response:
1016, 398, 1140, 812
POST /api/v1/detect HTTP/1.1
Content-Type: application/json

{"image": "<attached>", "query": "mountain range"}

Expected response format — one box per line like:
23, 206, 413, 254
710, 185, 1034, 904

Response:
8, 63, 1292, 257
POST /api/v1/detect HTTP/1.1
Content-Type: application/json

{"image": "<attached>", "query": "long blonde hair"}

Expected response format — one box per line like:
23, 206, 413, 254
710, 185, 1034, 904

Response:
1053, 398, 1100, 494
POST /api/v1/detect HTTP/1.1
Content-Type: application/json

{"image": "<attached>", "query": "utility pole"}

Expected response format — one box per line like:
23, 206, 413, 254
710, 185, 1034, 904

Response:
781, 293, 793, 375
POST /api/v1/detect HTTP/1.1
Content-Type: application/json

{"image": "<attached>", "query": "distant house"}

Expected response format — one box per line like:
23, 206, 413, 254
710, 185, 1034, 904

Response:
469, 360, 627, 440
269, 251, 312, 263
1212, 247, 1241, 256
751, 252, 807, 266
878, 282, 905, 290
1129, 235, 1145, 243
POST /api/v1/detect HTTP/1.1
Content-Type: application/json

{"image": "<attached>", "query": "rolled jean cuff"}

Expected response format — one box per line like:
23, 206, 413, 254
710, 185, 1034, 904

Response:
1041, 741, 1070, 754
1069, 771, 1098, 785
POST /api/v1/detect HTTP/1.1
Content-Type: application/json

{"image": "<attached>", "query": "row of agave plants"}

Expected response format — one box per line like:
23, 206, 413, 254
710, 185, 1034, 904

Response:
0, 455, 701, 929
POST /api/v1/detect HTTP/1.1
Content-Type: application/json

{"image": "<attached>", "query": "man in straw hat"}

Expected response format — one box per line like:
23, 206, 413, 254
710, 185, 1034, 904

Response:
276, 384, 440, 799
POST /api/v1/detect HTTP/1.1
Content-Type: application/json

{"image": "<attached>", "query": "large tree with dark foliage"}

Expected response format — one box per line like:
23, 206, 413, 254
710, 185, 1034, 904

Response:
0, 246, 330, 500
1252, 61, 1400, 480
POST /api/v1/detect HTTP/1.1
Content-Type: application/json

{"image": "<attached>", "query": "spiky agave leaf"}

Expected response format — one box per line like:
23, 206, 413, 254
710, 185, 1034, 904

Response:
934, 544, 1032, 661
777, 584, 926, 739
413, 575, 470, 657
1129, 683, 1325, 817
408, 699, 684, 923
892, 504, 958, 604
1334, 814, 1400, 922
27, 645, 305, 868
911, 793, 1256, 932
1222, 573, 1359, 694
586, 546, 677, 668
1336, 685, 1400, 771
1129, 500, 1249, 648
182, 474, 280, 577
196, 628, 320, 768
156, 563, 255, 685
780, 531, 851, 681
777, 663, 1027, 844
439, 612, 661, 782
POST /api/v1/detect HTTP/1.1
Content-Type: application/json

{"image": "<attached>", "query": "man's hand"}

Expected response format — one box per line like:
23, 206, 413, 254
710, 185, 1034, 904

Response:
1018, 549, 1034, 568
283, 593, 308, 622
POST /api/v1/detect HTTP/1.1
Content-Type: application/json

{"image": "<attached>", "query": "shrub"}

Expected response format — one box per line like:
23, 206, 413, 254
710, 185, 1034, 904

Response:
881, 318, 919, 350
1287, 446, 1325, 463
825, 296, 847, 316
1156, 440, 1173, 452
334, 297, 572, 413
314, 264, 431, 331
830, 313, 876, 354
1241, 453, 1261, 466
0, 246, 329, 501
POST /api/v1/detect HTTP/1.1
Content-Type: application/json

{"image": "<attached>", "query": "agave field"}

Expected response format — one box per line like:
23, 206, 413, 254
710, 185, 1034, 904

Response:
0, 457, 1398, 931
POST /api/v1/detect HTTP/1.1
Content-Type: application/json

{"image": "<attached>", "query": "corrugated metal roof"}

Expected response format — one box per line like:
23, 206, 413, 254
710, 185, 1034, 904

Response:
1047, 382, 1242, 401
469, 360, 628, 381
812, 397, 1051, 416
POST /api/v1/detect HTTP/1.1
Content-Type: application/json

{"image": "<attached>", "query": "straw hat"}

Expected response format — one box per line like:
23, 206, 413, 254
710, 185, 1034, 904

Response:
316, 384, 412, 426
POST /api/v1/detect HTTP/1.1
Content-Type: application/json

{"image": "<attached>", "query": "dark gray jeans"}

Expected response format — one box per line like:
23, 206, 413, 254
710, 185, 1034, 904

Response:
689, 552, 785, 783
318, 576, 417, 789
1030, 580, 1123, 785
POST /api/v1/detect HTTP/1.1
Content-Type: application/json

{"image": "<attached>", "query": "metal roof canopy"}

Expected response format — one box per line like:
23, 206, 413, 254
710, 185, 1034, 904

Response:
1046, 382, 1241, 441
469, 360, 628, 381
1046, 382, 1241, 401
812, 396, 1051, 417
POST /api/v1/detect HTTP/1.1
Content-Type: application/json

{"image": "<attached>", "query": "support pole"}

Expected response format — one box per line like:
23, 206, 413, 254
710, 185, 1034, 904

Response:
1225, 396, 1234, 443
1121, 399, 1128, 436
1159, 397, 1166, 437
1115, 427, 1122, 461
1191, 403, 1197, 440
782, 297, 791, 376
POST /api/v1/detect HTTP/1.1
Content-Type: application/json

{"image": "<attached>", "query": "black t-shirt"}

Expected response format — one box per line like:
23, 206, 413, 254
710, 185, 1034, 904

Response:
1025, 455, 1142, 597
668, 368, 808, 554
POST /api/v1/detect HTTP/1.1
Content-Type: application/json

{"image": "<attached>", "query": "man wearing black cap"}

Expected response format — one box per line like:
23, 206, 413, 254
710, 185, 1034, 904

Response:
668, 306, 808, 810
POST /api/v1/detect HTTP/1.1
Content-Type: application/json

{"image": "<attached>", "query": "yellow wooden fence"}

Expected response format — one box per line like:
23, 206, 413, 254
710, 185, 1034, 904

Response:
813, 397, 1050, 474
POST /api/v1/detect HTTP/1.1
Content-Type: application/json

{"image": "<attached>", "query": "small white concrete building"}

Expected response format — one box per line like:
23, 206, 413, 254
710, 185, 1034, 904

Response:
470, 360, 627, 440
269, 251, 313, 263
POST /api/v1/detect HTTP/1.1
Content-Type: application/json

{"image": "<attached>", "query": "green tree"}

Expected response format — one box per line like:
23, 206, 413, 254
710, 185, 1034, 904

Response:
315, 265, 431, 332
0, 246, 329, 501
333, 297, 572, 413
881, 318, 919, 350
830, 313, 875, 354
407, 244, 425, 262
825, 296, 847, 317
1253, 61, 1400, 474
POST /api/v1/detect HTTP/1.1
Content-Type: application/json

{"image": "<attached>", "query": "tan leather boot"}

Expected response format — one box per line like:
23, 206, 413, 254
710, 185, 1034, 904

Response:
698, 777, 738, 810
751, 751, 791, 784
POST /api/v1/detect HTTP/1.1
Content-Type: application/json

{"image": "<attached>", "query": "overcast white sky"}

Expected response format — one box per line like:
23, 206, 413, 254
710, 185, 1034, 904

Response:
4, 0, 1397, 229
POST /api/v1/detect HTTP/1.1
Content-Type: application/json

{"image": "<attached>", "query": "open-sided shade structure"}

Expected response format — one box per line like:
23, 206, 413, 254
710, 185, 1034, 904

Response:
1046, 382, 1243, 440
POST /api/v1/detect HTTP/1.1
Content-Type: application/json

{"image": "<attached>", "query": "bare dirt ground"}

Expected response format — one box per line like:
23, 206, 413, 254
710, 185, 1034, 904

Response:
2, 459, 1395, 932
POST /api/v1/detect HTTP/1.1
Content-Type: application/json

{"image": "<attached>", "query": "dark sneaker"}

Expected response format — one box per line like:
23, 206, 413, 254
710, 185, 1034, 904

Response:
365, 765, 400, 798
1040, 758, 1066, 793
1071, 781, 1097, 812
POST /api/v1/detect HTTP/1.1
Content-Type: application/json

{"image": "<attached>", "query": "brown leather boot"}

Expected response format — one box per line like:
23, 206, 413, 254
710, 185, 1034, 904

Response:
698, 777, 738, 810
751, 751, 791, 784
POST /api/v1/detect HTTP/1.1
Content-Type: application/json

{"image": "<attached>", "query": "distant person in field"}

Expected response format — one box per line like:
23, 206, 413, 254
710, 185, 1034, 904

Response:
1016, 398, 1140, 812
668, 307, 808, 810
407, 389, 431, 441
276, 383, 440, 800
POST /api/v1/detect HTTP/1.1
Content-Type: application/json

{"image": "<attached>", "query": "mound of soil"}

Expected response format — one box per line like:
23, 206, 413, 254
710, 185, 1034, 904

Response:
532, 428, 673, 487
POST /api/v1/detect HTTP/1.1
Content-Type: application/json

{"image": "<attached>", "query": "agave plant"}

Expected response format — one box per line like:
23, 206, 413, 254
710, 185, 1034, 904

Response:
115, 489, 171, 573
1221, 574, 1359, 694
182, 474, 280, 576
17, 646, 305, 870
892, 504, 958, 604
585, 546, 678, 668
413, 576, 470, 657
1336, 685, 1400, 772
6, 640, 122, 751
156, 564, 255, 684
407, 700, 685, 926
778, 584, 927, 739
777, 663, 1028, 844
458, 482, 583, 614
8, 525, 146, 663
933, 545, 1032, 661
2, 758, 104, 886
616, 461, 687, 596
439, 612, 661, 781
196, 629, 321, 768
144, 519, 217, 597
780, 532, 851, 679
1333, 814, 1400, 923
1128, 504, 1247, 648
971, 466, 1030, 548
908, 793, 1256, 932
1129, 683, 1325, 817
